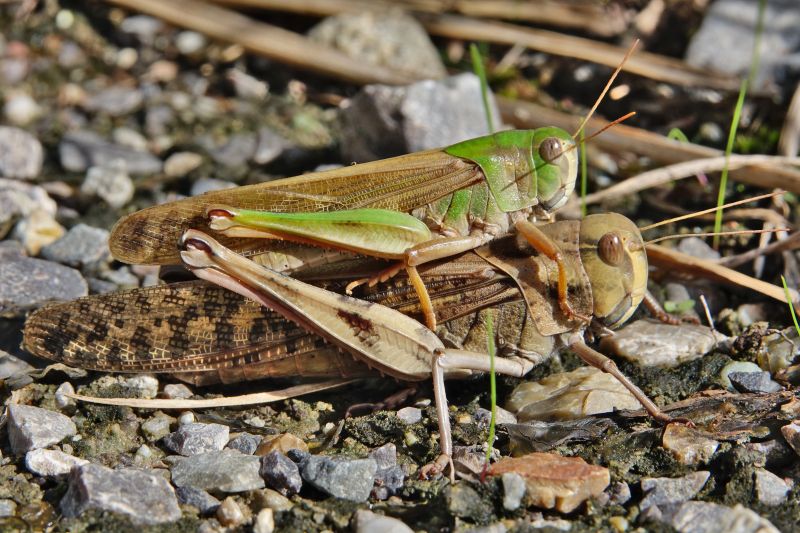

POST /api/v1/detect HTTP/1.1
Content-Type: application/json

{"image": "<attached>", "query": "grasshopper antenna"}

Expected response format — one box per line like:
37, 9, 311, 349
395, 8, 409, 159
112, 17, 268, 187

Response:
558, 111, 637, 159
572, 39, 639, 139
645, 227, 790, 246
639, 191, 785, 231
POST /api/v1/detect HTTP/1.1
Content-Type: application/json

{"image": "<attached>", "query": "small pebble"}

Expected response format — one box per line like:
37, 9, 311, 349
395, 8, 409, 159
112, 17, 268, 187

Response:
300, 455, 377, 502
353, 509, 413, 533
81, 161, 134, 208
640, 471, 710, 511
25, 448, 88, 477
7, 404, 77, 454
40, 223, 110, 271
190, 177, 235, 196
719, 361, 763, 390
112, 127, 148, 151
780, 421, 800, 456
135, 445, 152, 462
0, 126, 43, 179
12, 209, 65, 255
502, 472, 526, 511
728, 371, 782, 394
216, 497, 245, 527
175, 486, 220, 515
55, 382, 76, 410
662, 425, 720, 465
0, 499, 17, 518
255, 433, 308, 455
178, 411, 195, 425
163, 423, 229, 456
141, 413, 174, 442
176, 31, 207, 55
4, 93, 41, 126
164, 151, 203, 178
754, 467, 792, 505
170, 449, 264, 493
253, 508, 275, 533
253, 488, 293, 512
163, 383, 193, 399
121, 374, 159, 399
227, 433, 262, 455
260, 451, 302, 496
396, 406, 422, 424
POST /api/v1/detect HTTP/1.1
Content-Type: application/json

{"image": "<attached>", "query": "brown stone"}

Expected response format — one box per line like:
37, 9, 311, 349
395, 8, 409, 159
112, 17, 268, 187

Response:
254, 433, 308, 456
490, 452, 609, 513
662, 424, 719, 465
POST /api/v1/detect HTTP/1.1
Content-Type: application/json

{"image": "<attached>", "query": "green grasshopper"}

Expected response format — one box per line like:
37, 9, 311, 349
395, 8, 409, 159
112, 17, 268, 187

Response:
26, 212, 678, 478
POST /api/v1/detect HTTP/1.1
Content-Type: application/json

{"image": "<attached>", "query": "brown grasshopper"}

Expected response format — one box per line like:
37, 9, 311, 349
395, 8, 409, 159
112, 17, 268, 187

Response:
25, 212, 677, 477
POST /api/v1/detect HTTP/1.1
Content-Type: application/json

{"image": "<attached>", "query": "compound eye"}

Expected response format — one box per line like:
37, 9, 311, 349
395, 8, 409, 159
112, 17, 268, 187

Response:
598, 232, 624, 266
538, 137, 563, 163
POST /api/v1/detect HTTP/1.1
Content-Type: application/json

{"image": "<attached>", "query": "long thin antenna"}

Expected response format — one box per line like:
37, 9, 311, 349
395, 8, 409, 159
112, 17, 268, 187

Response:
572, 39, 639, 138
645, 227, 789, 246
639, 190, 784, 231
559, 112, 637, 158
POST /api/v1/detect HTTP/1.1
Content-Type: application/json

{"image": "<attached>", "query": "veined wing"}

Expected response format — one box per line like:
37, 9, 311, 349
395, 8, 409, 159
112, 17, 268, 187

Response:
111, 150, 481, 265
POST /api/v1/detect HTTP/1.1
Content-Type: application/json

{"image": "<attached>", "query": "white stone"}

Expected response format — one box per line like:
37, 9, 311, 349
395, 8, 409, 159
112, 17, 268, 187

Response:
25, 448, 88, 477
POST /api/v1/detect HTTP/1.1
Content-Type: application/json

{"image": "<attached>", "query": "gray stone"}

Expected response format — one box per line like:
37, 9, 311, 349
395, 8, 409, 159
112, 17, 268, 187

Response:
254, 127, 290, 165
84, 87, 143, 116
260, 451, 302, 496
369, 443, 403, 500
163, 383, 193, 399
0, 126, 42, 179
163, 423, 229, 456
475, 406, 518, 427
608, 481, 631, 505
175, 31, 207, 55
640, 471, 710, 511
662, 501, 780, 533
339, 73, 499, 162
59, 130, 162, 175
396, 406, 422, 424
61, 463, 181, 525
175, 485, 220, 515
119, 374, 158, 399
145, 105, 174, 137
0, 240, 26, 260
0, 499, 17, 518
141, 414, 173, 442
445, 483, 492, 521
600, 320, 725, 368
164, 151, 203, 178
728, 371, 782, 393
226, 68, 268, 100
677, 237, 721, 261
685, 0, 800, 89
300, 455, 377, 502
754, 468, 791, 505
190, 177, 236, 196
57, 41, 86, 69
501, 472, 526, 511
227, 433, 261, 455
40, 224, 111, 270
81, 161, 134, 208
719, 361, 763, 390
120, 15, 164, 45
353, 509, 414, 533
171, 449, 264, 492
0, 350, 34, 381
309, 11, 445, 81
205, 132, 257, 168
7, 404, 77, 454
25, 448, 88, 477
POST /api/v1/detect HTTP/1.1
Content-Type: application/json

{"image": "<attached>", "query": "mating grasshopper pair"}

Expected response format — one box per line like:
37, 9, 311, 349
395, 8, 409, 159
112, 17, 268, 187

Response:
25, 114, 685, 478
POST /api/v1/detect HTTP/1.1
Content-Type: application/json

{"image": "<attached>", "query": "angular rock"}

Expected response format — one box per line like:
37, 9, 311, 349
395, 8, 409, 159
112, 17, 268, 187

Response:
162, 383, 193, 399
662, 424, 720, 465
339, 73, 498, 162
40, 224, 111, 270
780, 421, 800, 455
353, 509, 414, 533
640, 471, 710, 511
0, 350, 34, 381
728, 371, 782, 394
61, 464, 181, 525
506, 366, 640, 421
369, 443, 404, 499
0, 499, 16, 518
502, 472, 527, 511
141, 413, 174, 442
189, 177, 236, 196
720, 361, 763, 390
121, 374, 159, 399
163, 422, 229, 456
255, 433, 308, 455
504, 418, 614, 454
677, 237, 721, 261
754, 468, 791, 506
205, 132, 257, 168
685, 0, 800, 88
396, 406, 422, 424
663, 501, 780, 533
170, 449, 264, 492
227, 432, 262, 455
0, 126, 43, 179
175, 485, 220, 515
25, 448, 88, 477
444, 483, 492, 522
7, 404, 77, 454
5, 93, 41, 126
309, 11, 444, 81
253, 488, 293, 512
475, 406, 517, 427
10, 208, 65, 256
59, 130, 162, 175
81, 161, 134, 208
490, 452, 609, 513
216, 496, 245, 527
260, 451, 302, 496
300, 455, 377, 502
254, 127, 291, 165
600, 320, 724, 368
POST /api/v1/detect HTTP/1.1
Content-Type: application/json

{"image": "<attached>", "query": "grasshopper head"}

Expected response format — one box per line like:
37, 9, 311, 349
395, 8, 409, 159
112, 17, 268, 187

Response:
530, 127, 578, 212
579, 213, 647, 329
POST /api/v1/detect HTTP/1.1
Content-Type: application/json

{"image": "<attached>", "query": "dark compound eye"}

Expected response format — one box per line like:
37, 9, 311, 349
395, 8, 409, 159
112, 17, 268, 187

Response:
538, 137, 563, 163
598, 232, 624, 266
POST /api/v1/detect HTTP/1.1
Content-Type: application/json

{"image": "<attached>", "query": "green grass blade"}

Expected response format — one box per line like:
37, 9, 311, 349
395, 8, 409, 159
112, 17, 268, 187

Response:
667, 128, 690, 144
781, 275, 800, 338
579, 128, 588, 218
484, 311, 497, 466
713, 0, 767, 248
470, 43, 495, 134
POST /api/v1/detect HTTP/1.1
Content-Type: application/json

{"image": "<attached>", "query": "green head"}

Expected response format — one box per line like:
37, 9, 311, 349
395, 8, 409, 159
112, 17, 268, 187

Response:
579, 213, 647, 329
444, 127, 578, 213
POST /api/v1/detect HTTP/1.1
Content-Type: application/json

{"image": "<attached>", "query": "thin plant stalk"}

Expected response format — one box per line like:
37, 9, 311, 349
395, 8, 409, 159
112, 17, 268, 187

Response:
781, 275, 800, 338
580, 128, 588, 217
470, 43, 495, 134
713, 0, 767, 248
